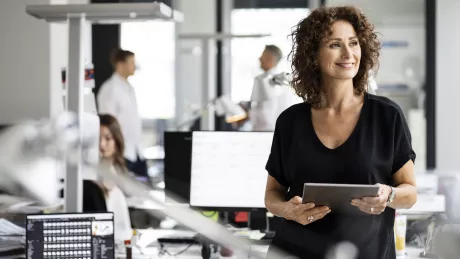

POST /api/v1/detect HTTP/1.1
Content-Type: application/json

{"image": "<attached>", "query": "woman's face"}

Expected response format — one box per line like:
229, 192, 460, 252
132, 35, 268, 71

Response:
100, 126, 116, 159
318, 20, 361, 81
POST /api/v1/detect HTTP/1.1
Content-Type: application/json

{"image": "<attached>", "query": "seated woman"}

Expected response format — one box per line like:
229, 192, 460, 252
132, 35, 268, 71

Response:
97, 114, 132, 242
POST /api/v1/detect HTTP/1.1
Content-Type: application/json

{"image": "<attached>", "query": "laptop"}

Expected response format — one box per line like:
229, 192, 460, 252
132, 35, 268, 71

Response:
26, 212, 115, 259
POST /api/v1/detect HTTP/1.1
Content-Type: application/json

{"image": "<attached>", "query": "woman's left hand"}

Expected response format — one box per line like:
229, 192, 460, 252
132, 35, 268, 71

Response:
351, 184, 392, 215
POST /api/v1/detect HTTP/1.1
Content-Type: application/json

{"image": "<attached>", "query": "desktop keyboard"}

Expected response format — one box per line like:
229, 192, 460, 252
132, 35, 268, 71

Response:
157, 237, 199, 245
261, 231, 275, 240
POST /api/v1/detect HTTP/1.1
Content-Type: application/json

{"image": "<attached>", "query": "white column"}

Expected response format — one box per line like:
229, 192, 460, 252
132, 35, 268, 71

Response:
64, 16, 86, 212
200, 38, 216, 130
436, 0, 460, 171
174, 0, 216, 129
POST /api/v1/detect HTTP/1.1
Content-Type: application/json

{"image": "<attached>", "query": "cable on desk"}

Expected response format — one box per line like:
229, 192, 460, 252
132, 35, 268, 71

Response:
158, 243, 194, 257
201, 211, 217, 218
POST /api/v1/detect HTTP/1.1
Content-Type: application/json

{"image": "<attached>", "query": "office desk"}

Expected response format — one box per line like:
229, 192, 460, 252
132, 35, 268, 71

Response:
118, 229, 425, 259
117, 245, 267, 259
405, 246, 426, 259
117, 246, 425, 259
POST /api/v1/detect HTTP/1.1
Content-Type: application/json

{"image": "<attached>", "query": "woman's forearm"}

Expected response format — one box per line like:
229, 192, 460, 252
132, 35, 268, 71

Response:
388, 183, 417, 209
265, 189, 288, 218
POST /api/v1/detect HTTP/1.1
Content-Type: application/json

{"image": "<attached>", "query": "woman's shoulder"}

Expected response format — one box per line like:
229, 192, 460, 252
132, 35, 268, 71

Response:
366, 93, 405, 117
276, 102, 309, 125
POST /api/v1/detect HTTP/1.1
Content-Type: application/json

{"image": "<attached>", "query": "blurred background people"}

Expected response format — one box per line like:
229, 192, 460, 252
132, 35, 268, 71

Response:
250, 45, 301, 131
97, 48, 148, 178
97, 114, 132, 243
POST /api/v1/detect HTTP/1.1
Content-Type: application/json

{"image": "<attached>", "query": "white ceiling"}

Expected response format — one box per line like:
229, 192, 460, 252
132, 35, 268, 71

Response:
326, 0, 425, 26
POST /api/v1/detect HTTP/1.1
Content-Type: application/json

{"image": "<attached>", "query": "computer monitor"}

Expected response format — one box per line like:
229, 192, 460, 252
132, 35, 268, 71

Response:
164, 131, 193, 203
190, 131, 274, 211
26, 212, 115, 259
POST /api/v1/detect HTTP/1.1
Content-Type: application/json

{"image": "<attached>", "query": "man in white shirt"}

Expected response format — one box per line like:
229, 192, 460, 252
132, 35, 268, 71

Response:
97, 49, 147, 177
250, 45, 301, 131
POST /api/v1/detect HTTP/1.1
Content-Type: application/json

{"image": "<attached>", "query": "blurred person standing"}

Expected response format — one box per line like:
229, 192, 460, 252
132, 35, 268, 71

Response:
97, 48, 148, 177
250, 45, 301, 131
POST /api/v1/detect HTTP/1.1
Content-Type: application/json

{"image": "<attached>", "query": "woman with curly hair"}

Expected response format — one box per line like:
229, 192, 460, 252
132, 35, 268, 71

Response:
264, 6, 417, 259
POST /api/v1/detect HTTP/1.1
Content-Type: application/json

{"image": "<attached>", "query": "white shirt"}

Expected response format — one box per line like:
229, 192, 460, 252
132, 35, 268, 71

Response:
250, 67, 302, 131
98, 73, 143, 161
106, 186, 132, 242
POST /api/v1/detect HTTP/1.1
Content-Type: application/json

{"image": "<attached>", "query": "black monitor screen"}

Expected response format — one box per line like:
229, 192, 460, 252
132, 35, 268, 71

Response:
164, 131, 192, 203
26, 213, 114, 259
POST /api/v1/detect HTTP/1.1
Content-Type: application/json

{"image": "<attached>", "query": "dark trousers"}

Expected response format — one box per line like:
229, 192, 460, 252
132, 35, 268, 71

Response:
125, 155, 148, 178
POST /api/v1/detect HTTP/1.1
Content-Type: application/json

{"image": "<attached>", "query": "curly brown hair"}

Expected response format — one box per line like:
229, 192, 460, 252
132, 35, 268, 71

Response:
289, 6, 380, 108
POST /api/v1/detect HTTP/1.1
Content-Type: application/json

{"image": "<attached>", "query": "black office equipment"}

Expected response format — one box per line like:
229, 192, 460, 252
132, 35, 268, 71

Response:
26, 213, 115, 259
59, 180, 108, 212
164, 131, 193, 204
83, 180, 108, 212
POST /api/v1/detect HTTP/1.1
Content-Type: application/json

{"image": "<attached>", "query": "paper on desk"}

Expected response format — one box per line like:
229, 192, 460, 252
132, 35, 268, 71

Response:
0, 240, 24, 253
0, 218, 26, 249
0, 218, 25, 236
0, 195, 63, 214
135, 228, 197, 248
234, 230, 266, 240
0, 195, 32, 210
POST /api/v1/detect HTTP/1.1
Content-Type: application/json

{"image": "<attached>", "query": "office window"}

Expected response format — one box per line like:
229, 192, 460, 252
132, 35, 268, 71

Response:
120, 21, 175, 119
230, 8, 309, 102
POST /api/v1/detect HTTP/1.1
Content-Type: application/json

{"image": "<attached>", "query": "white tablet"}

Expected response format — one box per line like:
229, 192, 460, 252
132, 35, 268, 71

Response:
302, 183, 380, 215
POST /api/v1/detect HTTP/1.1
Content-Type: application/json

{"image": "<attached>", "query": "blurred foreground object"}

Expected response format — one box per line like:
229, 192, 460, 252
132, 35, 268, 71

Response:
0, 113, 80, 207
0, 111, 364, 259
421, 173, 460, 259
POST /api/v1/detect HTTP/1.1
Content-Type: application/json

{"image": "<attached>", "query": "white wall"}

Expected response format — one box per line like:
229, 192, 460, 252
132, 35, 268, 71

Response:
326, 0, 425, 87
0, 0, 52, 124
174, 0, 216, 127
0, 0, 91, 124
50, 0, 92, 118
436, 0, 460, 171
326, 0, 427, 171
377, 26, 425, 86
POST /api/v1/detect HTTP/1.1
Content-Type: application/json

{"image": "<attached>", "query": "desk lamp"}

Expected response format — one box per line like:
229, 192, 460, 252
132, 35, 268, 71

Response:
177, 95, 247, 130
250, 72, 295, 103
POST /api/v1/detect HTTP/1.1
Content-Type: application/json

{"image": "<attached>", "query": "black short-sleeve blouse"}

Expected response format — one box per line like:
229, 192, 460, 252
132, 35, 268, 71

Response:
265, 93, 416, 259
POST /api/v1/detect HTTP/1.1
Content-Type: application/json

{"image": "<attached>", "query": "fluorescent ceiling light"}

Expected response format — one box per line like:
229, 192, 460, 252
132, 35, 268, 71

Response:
178, 33, 270, 39
26, 2, 184, 23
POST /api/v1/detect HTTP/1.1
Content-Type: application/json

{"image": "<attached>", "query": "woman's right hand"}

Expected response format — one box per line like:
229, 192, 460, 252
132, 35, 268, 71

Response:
283, 196, 331, 225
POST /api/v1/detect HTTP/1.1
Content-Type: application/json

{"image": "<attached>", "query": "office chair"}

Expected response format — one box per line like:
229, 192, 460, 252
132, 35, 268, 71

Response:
83, 180, 107, 212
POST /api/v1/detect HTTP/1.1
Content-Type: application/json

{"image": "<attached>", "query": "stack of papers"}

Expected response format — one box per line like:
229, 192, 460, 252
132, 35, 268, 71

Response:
0, 195, 63, 214
0, 218, 25, 240
0, 218, 25, 256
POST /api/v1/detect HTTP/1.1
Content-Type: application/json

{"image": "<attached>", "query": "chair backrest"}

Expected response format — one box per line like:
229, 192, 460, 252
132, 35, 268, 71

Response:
83, 180, 107, 212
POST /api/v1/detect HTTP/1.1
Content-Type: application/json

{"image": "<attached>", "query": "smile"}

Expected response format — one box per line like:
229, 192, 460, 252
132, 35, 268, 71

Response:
336, 63, 354, 68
